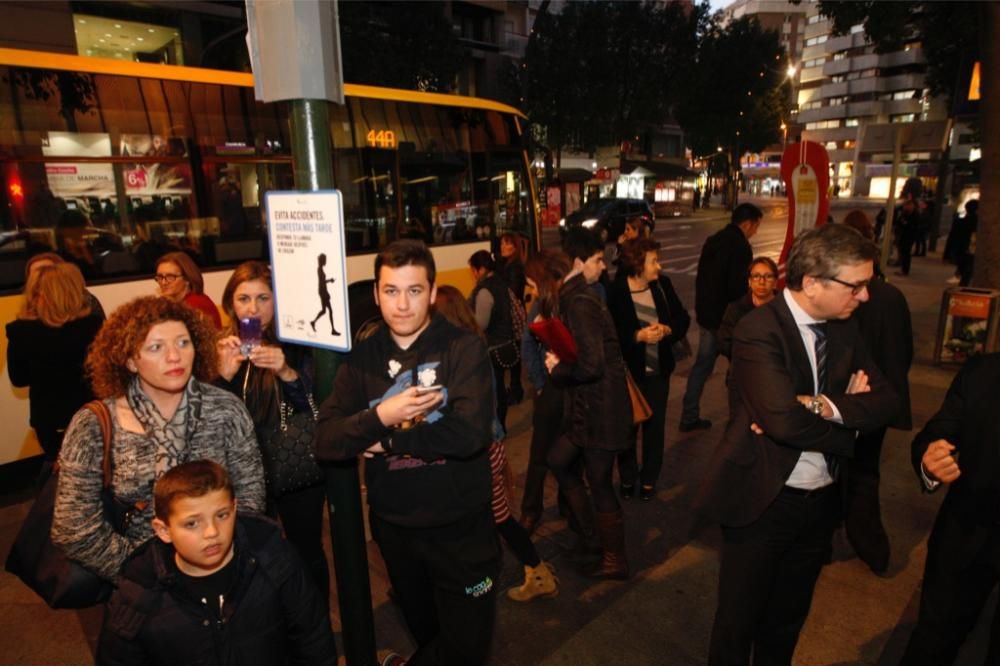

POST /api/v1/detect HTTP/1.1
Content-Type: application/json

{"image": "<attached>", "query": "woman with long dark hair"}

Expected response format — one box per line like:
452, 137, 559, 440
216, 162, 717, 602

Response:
498, 233, 527, 405
519, 249, 572, 534
215, 261, 330, 598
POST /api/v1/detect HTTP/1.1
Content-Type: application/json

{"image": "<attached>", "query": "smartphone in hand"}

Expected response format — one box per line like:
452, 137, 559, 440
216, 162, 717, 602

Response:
238, 317, 262, 356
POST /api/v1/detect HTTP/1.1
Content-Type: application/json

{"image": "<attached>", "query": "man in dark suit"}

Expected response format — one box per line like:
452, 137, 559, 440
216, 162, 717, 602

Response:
900, 354, 1000, 665
700, 223, 898, 665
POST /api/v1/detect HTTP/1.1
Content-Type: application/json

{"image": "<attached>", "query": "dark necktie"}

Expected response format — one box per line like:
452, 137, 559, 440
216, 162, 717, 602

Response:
808, 323, 838, 480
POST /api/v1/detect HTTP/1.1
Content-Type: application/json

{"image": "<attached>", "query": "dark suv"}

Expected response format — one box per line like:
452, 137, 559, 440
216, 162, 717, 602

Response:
559, 198, 655, 243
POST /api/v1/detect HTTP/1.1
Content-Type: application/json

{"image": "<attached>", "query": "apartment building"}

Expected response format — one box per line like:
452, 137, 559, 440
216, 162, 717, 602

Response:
796, 1, 948, 197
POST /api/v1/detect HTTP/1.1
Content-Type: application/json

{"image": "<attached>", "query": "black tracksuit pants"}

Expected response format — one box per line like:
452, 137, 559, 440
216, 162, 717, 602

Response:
371, 507, 501, 666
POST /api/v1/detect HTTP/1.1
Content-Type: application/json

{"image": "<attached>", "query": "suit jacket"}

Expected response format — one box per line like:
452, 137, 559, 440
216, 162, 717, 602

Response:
698, 293, 899, 527
911, 354, 1000, 531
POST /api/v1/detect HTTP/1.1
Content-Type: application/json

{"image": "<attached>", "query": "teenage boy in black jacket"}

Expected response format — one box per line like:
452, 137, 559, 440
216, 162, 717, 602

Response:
316, 239, 498, 666
96, 460, 336, 666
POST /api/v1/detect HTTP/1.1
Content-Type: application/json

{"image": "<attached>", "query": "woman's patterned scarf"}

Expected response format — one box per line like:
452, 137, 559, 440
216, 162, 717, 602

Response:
126, 376, 201, 476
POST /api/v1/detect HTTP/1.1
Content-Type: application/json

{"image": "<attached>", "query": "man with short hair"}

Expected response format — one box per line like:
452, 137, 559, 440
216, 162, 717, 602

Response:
699, 223, 898, 664
680, 203, 762, 432
316, 240, 498, 666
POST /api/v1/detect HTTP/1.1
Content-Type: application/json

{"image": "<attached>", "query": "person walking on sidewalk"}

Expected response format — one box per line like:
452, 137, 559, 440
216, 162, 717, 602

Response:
316, 240, 499, 666
699, 223, 898, 664
545, 229, 632, 580
679, 203, 761, 432
607, 237, 690, 501
894, 198, 920, 276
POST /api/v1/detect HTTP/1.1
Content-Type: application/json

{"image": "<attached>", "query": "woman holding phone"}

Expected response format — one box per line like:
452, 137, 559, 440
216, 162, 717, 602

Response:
215, 260, 330, 599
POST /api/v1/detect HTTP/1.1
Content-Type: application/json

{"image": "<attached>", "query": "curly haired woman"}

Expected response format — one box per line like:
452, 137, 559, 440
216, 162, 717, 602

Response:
52, 296, 265, 581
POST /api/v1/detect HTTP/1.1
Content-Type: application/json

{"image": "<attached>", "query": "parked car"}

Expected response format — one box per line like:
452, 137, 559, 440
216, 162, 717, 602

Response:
558, 198, 655, 243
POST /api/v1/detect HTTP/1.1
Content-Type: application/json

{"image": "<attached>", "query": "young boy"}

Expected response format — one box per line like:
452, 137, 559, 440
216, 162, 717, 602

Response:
96, 460, 336, 666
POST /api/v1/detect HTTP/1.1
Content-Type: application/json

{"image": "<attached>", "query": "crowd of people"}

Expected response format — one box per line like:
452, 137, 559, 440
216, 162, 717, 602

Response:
2, 195, 995, 664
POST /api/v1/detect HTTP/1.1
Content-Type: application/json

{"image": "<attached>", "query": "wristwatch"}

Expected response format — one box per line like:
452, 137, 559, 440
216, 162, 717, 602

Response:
809, 396, 824, 415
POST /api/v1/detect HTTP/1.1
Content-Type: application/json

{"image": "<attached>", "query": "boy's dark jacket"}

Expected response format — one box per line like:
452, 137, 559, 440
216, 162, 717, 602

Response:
315, 313, 493, 527
96, 513, 336, 666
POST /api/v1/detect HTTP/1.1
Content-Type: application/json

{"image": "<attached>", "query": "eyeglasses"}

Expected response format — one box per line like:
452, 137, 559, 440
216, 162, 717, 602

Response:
825, 276, 870, 295
749, 273, 777, 281
154, 273, 183, 285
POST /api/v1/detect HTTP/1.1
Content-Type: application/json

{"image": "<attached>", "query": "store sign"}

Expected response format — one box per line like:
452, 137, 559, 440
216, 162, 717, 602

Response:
265, 191, 351, 352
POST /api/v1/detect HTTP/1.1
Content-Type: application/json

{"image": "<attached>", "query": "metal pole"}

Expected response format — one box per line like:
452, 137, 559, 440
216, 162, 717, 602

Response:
288, 98, 377, 666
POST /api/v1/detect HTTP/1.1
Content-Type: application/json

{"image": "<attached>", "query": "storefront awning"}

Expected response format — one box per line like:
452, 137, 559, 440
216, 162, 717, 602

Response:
621, 160, 698, 181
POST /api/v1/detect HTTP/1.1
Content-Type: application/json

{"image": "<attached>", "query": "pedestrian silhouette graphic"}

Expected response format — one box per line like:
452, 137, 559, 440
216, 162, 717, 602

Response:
310, 253, 340, 335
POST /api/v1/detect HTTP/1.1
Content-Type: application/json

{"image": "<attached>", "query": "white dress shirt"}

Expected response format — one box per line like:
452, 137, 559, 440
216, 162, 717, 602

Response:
782, 289, 840, 490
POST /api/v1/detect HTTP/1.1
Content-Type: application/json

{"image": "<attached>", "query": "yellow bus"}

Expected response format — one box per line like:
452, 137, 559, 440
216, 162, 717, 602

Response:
0, 47, 539, 465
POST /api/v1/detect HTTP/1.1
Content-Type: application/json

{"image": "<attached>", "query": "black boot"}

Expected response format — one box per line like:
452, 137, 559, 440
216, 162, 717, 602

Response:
519, 463, 549, 535
562, 485, 600, 559
584, 510, 629, 580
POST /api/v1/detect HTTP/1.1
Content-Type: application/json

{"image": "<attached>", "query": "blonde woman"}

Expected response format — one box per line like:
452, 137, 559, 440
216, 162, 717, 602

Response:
6, 262, 103, 461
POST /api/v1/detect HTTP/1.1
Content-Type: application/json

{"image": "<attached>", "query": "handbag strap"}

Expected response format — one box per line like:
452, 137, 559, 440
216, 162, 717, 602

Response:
84, 401, 113, 491
85, 400, 148, 515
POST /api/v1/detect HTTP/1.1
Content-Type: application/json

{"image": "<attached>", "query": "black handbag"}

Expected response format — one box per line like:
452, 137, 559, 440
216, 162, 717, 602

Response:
5, 401, 142, 609
258, 391, 324, 499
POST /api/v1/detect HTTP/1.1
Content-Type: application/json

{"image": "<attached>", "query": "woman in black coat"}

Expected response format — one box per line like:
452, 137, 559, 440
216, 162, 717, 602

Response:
545, 231, 632, 579
6, 262, 103, 462
607, 237, 691, 501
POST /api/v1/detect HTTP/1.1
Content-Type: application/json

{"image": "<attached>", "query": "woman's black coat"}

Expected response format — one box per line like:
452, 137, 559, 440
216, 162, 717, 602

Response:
607, 273, 691, 380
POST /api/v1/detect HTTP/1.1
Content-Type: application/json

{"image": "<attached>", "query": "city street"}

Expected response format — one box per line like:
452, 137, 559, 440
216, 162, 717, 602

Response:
0, 199, 992, 665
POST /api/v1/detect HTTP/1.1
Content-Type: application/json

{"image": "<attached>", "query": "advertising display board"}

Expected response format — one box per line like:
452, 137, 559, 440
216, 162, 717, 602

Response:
778, 141, 830, 279
935, 287, 1000, 364
264, 191, 351, 352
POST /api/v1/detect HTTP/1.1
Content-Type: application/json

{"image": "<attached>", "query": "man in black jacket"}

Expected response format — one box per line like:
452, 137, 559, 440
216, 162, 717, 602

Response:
316, 240, 498, 666
900, 354, 1000, 665
699, 224, 898, 664
680, 203, 762, 432
97, 461, 336, 666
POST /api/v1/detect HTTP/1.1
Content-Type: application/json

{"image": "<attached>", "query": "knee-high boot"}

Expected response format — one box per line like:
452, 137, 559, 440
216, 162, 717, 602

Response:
519, 463, 549, 535
562, 485, 600, 558
585, 510, 629, 580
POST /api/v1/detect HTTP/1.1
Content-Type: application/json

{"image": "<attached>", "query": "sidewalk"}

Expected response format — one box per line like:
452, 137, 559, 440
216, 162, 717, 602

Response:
0, 250, 988, 665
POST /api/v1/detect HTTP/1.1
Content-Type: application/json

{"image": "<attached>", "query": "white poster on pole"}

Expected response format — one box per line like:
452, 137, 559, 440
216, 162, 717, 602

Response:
265, 190, 351, 352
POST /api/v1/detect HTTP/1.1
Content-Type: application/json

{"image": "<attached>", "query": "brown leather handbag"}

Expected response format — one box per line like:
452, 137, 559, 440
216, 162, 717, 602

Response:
625, 370, 653, 425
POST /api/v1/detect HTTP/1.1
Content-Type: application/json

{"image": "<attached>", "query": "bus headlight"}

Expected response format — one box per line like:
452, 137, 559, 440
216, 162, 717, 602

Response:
558, 218, 566, 227
581, 218, 599, 229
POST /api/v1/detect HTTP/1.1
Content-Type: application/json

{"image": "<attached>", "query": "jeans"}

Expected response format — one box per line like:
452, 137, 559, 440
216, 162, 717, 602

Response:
681, 326, 720, 424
